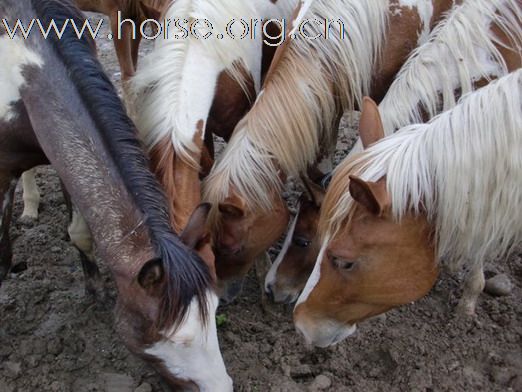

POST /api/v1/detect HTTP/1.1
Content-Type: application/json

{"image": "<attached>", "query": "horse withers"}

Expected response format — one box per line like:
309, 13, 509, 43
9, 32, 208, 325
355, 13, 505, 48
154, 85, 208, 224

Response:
0, 0, 231, 389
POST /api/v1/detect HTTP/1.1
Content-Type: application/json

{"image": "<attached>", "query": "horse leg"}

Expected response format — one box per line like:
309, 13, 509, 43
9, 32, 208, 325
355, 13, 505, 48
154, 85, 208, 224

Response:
21, 168, 40, 220
457, 261, 485, 316
131, 32, 141, 72
62, 184, 104, 300
0, 176, 17, 285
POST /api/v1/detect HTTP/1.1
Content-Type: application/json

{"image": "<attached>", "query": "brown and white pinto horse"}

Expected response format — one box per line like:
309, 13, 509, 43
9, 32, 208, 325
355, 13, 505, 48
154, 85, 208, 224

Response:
204, 0, 455, 301
19, 0, 168, 221
294, 69, 522, 348
265, 0, 522, 305
0, 1, 231, 389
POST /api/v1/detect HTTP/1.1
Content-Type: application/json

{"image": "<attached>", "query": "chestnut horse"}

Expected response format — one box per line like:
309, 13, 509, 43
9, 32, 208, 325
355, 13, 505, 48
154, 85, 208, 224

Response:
265, 0, 522, 305
0, 0, 232, 389
294, 69, 522, 348
204, 0, 455, 301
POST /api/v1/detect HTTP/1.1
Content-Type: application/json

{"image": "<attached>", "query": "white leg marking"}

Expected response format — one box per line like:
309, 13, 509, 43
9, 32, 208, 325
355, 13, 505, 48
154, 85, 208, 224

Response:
265, 205, 300, 290
145, 291, 233, 392
68, 209, 94, 261
21, 169, 40, 220
457, 261, 485, 316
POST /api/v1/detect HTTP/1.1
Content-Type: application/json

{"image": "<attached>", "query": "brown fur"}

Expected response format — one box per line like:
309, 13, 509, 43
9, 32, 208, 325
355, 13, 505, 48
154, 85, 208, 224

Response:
74, 0, 169, 80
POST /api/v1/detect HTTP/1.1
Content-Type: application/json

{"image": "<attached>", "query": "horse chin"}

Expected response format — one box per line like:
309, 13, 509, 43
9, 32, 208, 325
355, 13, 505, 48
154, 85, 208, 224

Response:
295, 317, 357, 348
268, 288, 300, 304
217, 277, 245, 305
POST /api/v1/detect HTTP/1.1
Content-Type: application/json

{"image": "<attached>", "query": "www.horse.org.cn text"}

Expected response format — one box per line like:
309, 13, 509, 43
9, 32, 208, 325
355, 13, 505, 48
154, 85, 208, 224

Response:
1, 13, 348, 47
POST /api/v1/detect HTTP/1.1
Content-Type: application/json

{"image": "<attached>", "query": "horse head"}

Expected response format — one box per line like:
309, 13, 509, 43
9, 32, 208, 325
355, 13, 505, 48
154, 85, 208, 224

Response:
293, 98, 438, 347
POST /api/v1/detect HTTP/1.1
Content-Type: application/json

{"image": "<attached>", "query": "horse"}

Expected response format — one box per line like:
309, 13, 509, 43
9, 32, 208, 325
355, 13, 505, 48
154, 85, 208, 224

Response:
0, 0, 232, 389
264, 0, 522, 305
129, 0, 296, 236
294, 69, 522, 348
203, 0, 456, 302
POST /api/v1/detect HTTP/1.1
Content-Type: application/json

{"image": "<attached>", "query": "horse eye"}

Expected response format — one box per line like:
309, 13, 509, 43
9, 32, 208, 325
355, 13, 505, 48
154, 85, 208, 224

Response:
293, 237, 311, 248
332, 257, 355, 271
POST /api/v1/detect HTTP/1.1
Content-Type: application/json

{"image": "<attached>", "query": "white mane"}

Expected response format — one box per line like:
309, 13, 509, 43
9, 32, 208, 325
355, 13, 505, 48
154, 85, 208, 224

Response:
130, 0, 283, 163
379, 0, 522, 134
204, 0, 389, 210
326, 70, 522, 269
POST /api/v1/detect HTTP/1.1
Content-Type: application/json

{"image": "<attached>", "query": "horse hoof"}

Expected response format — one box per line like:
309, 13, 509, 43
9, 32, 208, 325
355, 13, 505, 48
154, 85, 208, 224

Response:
456, 300, 477, 318
18, 215, 37, 226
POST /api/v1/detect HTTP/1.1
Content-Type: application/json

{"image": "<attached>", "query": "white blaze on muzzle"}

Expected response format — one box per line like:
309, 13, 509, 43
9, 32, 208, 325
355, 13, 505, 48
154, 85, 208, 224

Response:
145, 291, 233, 392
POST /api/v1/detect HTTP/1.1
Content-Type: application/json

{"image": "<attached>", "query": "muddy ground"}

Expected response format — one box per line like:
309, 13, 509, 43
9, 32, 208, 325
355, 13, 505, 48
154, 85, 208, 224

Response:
1, 13, 521, 392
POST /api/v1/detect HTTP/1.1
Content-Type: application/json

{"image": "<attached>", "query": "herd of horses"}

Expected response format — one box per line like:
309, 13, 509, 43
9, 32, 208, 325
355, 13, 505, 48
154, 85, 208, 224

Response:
1, 0, 521, 390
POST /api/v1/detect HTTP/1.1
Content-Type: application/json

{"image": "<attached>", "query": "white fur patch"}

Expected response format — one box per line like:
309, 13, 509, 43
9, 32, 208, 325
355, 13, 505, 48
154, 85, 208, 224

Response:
397, 0, 434, 45
264, 205, 300, 290
295, 238, 329, 306
145, 291, 232, 391
0, 36, 43, 121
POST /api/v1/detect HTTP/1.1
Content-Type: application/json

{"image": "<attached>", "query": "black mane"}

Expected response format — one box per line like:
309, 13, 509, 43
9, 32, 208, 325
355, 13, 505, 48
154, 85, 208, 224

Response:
30, 0, 211, 330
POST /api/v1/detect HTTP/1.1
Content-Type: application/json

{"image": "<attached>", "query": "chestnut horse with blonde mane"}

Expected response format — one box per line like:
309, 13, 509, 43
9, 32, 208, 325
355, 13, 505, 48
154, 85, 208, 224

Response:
294, 69, 522, 348
265, 0, 522, 305
204, 0, 456, 301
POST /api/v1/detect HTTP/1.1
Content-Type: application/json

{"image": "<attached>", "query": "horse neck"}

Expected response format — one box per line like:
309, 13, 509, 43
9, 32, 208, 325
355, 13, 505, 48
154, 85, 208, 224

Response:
21, 44, 154, 276
370, 0, 455, 104
378, 0, 522, 134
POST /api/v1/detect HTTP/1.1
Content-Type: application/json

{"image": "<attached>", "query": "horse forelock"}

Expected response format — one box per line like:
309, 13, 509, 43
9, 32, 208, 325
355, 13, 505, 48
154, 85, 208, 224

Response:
30, 0, 212, 332
322, 70, 522, 271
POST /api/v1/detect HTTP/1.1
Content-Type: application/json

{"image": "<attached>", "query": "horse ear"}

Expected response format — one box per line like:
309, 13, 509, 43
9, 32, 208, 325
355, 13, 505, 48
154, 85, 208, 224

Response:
301, 176, 326, 208
139, 2, 162, 21
349, 175, 389, 216
359, 97, 385, 149
180, 203, 212, 250
138, 258, 164, 295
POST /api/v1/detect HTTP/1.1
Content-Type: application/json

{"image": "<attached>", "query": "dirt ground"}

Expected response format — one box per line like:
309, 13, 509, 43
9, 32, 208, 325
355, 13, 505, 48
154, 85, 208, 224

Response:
1, 13, 521, 392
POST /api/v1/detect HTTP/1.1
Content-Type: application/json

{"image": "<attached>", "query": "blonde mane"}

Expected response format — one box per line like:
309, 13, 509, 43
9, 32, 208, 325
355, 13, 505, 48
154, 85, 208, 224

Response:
130, 0, 268, 164
379, 0, 522, 134
322, 70, 522, 269
203, 0, 389, 210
